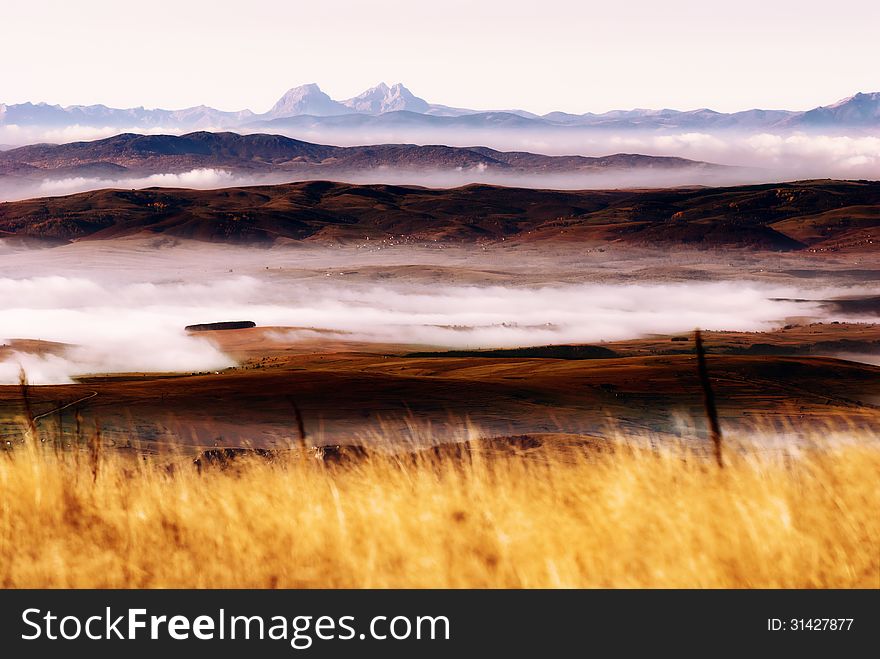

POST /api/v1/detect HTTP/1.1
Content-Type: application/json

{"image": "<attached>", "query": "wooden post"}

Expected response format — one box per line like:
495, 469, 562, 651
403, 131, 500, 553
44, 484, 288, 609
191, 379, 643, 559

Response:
695, 330, 723, 468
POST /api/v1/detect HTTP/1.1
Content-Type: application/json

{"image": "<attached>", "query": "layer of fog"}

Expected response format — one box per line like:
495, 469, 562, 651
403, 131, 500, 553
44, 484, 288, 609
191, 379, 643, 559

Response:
0, 168, 242, 202
0, 123, 189, 147
1, 154, 873, 204
1, 124, 877, 203
0, 166, 750, 203
1, 244, 876, 384
256, 126, 880, 179
238, 126, 880, 181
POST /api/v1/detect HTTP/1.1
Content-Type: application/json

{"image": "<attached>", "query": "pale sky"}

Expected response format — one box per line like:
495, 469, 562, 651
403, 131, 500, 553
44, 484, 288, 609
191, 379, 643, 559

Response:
2, 0, 878, 114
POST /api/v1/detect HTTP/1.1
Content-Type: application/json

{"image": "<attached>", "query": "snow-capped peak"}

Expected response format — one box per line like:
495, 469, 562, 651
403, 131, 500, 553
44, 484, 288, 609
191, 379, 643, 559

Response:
266, 84, 352, 118
342, 82, 429, 114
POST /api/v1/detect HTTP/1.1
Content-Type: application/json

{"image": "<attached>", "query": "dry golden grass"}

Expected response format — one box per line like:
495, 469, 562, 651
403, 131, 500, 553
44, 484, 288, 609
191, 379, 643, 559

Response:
1, 427, 878, 589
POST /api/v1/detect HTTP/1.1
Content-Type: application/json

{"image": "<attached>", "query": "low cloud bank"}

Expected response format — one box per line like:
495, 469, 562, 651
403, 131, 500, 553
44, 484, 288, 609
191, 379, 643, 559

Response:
244, 126, 880, 180
2, 125, 878, 203
0, 124, 188, 146
0, 165, 745, 203
37, 168, 239, 196
1, 274, 873, 384
0, 168, 241, 202
610, 132, 880, 179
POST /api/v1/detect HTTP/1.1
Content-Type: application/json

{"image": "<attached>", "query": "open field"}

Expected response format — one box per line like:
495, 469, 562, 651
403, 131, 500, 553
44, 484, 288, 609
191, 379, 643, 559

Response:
2, 347, 880, 450
1, 429, 877, 589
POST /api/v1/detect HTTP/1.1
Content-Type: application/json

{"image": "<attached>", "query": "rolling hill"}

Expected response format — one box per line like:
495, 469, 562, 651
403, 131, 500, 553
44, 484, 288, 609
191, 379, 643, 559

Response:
1, 178, 877, 251
0, 131, 718, 181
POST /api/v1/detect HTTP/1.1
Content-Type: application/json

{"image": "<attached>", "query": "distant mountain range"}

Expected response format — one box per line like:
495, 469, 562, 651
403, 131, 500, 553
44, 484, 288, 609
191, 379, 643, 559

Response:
0, 131, 718, 180
1, 84, 878, 135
